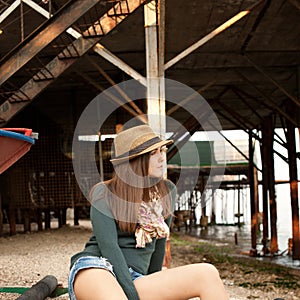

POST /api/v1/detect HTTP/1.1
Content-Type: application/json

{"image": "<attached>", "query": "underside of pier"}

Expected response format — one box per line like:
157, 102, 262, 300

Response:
0, 0, 299, 259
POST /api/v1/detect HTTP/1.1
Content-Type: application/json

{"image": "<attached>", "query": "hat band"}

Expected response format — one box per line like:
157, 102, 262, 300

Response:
114, 136, 162, 159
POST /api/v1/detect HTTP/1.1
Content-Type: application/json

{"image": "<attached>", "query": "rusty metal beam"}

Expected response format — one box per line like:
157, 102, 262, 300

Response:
164, 0, 265, 70
265, 116, 278, 254
260, 119, 269, 254
0, 0, 100, 85
23, 0, 147, 86
259, 116, 279, 256
92, 44, 146, 86
244, 55, 300, 110
0, 0, 20, 23
167, 80, 216, 116
286, 102, 300, 260
232, 86, 289, 150
288, 0, 300, 10
249, 130, 259, 256
236, 71, 298, 127
216, 106, 289, 164
231, 86, 264, 122
167, 88, 228, 160
76, 71, 145, 122
214, 94, 257, 129
0, 0, 147, 125
217, 109, 248, 132
86, 56, 147, 123
167, 106, 213, 160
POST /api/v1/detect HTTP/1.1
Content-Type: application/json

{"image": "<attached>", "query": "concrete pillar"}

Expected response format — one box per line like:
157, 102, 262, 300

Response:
144, 0, 166, 137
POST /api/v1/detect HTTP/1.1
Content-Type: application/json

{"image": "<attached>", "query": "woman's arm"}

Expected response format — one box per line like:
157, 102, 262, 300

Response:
90, 184, 140, 300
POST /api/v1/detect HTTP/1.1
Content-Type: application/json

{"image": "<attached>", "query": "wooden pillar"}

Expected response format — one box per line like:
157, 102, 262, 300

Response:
44, 209, 51, 229
210, 188, 216, 224
261, 117, 278, 254
37, 208, 43, 231
62, 207, 67, 225
286, 102, 300, 259
261, 121, 270, 254
74, 206, 80, 226
237, 178, 242, 228
23, 209, 31, 233
57, 209, 63, 228
57, 208, 67, 228
266, 118, 278, 254
198, 175, 208, 227
8, 199, 16, 235
249, 130, 259, 255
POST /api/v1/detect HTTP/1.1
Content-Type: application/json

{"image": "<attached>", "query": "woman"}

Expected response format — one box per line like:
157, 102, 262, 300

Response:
69, 124, 229, 300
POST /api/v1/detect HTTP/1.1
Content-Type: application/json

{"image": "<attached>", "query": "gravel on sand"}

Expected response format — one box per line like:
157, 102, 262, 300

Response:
0, 221, 299, 300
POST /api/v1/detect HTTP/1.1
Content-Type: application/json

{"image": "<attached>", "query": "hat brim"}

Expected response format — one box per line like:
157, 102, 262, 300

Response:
110, 139, 173, 165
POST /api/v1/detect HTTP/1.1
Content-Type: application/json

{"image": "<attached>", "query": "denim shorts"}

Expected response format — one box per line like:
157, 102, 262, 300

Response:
68, 256, 115, 300
128, 267, 144, 281
68, 256, 143, 300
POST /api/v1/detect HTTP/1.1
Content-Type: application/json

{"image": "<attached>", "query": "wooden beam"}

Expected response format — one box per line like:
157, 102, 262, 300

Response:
76, 71, 144, 121
167, 107, 212, 160
288, 0, 300, 11
164, 0, 265, 70
87, 56, 147, 123
0, 0, 20, 23
0, 0, 147, 125
214, 95, 257, 129
232, 86, 291, 152
244, 55, 300, 110
92, 44, 147, 86
23, 0, 147, 86
236, 71, 298, 127
249, 130, 259, 256
167, 81, 216, 116
231, 86, 264, 122
0, 0, 100, 85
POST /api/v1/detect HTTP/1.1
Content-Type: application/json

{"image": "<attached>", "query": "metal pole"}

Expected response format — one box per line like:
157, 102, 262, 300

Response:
261, 122, 269, 254
286, 101, 300, 259
249, 130, 258, 255
164, 0, 264, 70
265, 117, 278, 254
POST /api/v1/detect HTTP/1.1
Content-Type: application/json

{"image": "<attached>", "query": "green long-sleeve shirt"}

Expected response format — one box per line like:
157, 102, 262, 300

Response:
70, 180, 176, 300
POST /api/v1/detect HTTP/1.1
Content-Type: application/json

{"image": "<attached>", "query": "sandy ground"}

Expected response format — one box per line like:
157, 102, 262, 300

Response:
0, 220, 299, 300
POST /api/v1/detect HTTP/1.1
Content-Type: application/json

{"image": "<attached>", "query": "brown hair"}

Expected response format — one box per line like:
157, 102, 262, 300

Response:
105, 153, 172, 232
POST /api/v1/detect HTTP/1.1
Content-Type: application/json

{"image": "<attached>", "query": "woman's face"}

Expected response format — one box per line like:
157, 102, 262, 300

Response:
148, 146, 167, 178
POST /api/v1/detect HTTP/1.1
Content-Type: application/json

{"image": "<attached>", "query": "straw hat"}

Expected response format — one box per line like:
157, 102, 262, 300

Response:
110, 125, 173, 165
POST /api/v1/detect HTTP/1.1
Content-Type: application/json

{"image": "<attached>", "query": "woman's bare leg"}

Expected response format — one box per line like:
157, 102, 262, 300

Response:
134, 263, 229, 300
73, 268, 127, 300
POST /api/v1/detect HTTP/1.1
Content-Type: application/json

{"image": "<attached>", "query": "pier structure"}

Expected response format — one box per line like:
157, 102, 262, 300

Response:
0, 0, 299, 259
